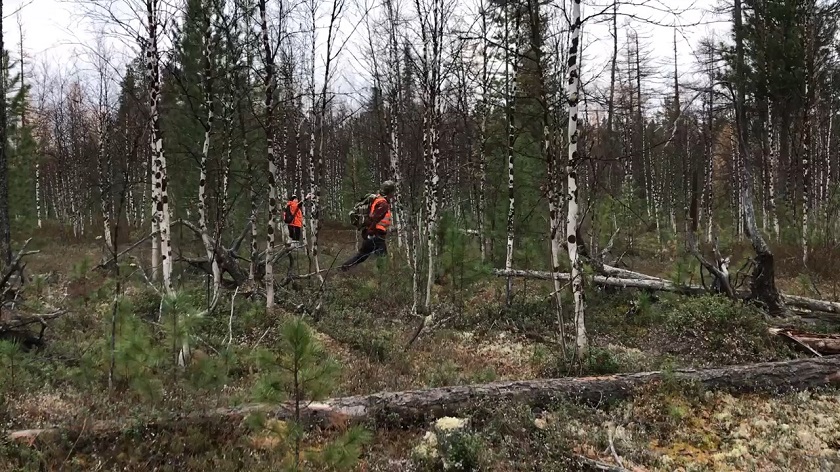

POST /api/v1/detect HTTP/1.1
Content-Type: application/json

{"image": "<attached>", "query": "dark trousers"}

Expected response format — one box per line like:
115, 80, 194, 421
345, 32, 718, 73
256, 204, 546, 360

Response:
340, 234, 387, 270
288, 225, 302, 241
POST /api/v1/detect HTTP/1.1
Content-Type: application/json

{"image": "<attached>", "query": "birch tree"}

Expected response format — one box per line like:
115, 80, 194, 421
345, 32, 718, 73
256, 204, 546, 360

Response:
259, 0, 279, 308
503, 0, 518, 305
416, 0, 447, 311
383, 0, 407, 252
196, 0, 222, 298
144, 0, 174, 294
566, 0, 586, 353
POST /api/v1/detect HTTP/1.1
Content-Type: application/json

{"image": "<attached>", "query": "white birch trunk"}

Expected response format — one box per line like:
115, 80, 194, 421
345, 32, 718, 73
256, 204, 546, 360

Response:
259, 0, 278, 308
143, 4, 170, 290
802, 6, 814, 265
197, 6, 221, 303
98, 109, 113, 252
768, 105, 779, 240
383, 0, 406, 251
35, 162, 41, 228
387, 101, 406, 251
295, 110, 308, 249
802, 82, 811, 266
566, 0, 587, 353
504, 5, 517, 303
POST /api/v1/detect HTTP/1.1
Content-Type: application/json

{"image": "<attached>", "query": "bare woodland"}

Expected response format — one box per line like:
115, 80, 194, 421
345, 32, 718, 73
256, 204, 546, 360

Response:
2, 0, 840, 469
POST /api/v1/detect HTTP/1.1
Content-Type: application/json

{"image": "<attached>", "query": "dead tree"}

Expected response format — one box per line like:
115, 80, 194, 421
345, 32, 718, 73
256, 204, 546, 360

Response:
733, 0, 787, 317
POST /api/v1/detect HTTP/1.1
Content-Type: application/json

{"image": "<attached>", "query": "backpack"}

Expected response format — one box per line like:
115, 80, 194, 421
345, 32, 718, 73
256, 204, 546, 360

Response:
348, 193, 377, 229
283, 203, 298, 225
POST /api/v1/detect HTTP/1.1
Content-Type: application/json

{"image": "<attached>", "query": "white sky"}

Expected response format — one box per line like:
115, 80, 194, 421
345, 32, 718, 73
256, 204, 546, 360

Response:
8, 0, 731, 110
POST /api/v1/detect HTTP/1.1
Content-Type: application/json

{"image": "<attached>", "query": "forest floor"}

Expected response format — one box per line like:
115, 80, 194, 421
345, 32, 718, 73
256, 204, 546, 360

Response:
1, 225, 840, 471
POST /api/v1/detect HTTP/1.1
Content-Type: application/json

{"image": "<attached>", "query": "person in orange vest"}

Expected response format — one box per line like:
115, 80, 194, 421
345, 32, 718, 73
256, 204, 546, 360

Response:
284, 194, 304, 244
339, 181, 395, 271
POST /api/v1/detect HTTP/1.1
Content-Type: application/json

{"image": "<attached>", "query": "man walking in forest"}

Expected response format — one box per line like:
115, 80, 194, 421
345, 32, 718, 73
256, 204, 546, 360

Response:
339, 181, 395, 271
284, 194, 304, 246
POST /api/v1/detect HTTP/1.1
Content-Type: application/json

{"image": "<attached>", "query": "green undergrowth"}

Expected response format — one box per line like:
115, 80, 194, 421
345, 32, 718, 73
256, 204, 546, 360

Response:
0, 238, 814, 471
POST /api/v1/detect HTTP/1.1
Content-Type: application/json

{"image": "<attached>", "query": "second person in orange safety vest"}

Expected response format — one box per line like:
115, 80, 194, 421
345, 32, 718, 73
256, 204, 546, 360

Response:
284, 194, 304, 243
339, 181, 395, 271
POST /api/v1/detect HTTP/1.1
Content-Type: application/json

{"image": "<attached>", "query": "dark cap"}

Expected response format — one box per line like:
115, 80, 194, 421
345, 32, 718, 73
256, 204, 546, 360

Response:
380, 180, 396, 195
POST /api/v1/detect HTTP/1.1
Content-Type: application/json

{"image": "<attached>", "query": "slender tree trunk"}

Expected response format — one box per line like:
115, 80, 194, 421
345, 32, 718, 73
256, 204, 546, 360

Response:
767, 104, 779, 240
259, 0, 278, 308
35, 162, 41, 228
97, 90, 113, 253
504, 5, 517, 305
145, 0, 172, 293
416, 0, 443, 312
147, 121, 160, 281
566, 0, 586, 353
220, 82, 233, 217
197, 4, 221, 302
384, 0, 406, 252
0, 0, 10, 266
606, 2, 617, 134
472, 1, 489, 262
527, 0, 566, 349
801, 7, 814, 266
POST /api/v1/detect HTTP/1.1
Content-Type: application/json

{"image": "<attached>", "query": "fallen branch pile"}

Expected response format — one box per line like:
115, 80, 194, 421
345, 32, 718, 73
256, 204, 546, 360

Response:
8, 355, 840, 444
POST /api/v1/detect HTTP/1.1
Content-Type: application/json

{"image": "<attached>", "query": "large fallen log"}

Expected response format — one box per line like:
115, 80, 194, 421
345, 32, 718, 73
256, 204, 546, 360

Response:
8, 355, 840, 444
494, 269, 840, 317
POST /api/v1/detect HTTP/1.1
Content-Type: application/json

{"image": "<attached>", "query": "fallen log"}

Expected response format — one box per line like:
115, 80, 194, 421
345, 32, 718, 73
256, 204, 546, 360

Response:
600, 264, 663, 281
770, 328, 840, 356
8, 355, 840, 444
0, 310, 66, 351
0, 310, 67, 331
93, 231, 158, 271
779, 295, 840, 315
494, 269, 840, 317
494, 269, 709, 296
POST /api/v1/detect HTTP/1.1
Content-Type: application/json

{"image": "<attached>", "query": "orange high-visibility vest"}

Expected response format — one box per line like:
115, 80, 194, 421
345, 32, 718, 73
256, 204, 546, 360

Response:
287, 200, 303, 228
370, 195, 392, 232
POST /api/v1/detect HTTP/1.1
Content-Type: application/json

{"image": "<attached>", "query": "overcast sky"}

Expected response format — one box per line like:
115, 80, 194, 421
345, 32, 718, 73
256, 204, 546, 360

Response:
8, 0, 731, 110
